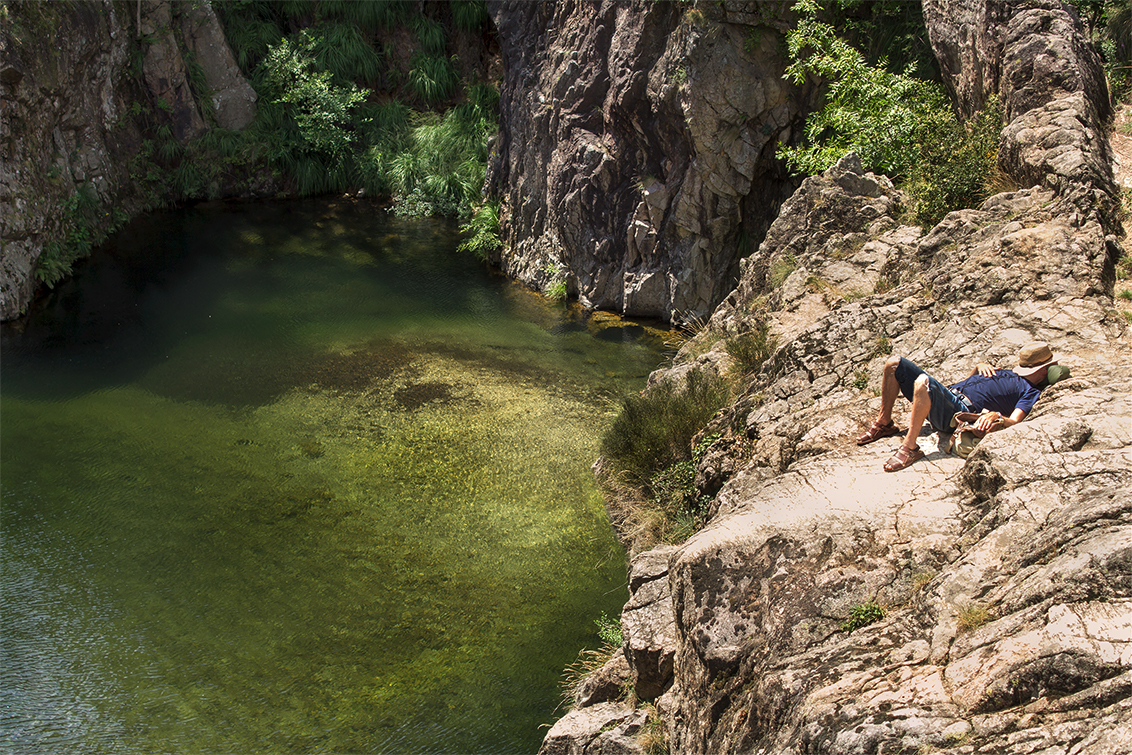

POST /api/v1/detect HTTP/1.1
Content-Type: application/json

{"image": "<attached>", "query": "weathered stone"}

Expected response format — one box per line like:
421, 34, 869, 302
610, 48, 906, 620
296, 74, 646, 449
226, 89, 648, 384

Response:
140, 0, 206, 144
572, 649, 632, 709
550, 2, 1132, 753
537, 702, 648, 755
622, 547, 678, 700
486, 0, 818, 320
177, 2, 257, 131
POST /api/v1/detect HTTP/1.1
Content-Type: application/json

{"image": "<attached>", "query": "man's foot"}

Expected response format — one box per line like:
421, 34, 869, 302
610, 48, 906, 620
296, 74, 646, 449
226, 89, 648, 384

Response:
855, 420, 901, 446
884, 445, 925, 472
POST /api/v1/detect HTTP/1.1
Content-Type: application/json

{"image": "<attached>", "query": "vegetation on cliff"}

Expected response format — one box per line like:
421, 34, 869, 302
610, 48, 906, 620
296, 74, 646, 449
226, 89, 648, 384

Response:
5, 0, 501, 294
212, 0, 500, 217
779, 0, 1003, 227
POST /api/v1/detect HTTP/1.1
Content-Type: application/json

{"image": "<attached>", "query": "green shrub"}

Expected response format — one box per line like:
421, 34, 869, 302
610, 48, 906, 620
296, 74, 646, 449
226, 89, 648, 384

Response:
260, 30, 367, 159
601, 370, 731, 486
725, 322, 777, 375
649, 459, 712, 541
779, 0, 1002, 226
595, 612, 623, 647
388, 98, 496, 216
906, 97, 1003, 227
210, 0, 498, 214
779, 0, 946, 181
841, 602, 884, 632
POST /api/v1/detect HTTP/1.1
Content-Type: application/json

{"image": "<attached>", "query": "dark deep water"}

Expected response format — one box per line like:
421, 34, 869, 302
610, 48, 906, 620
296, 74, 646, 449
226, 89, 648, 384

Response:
0, 199, 668, 754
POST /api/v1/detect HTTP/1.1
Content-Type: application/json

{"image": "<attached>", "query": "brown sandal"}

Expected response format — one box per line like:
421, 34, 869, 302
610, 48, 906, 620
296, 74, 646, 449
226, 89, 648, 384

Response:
884, 445, 924, 472
855, 420, 901, 446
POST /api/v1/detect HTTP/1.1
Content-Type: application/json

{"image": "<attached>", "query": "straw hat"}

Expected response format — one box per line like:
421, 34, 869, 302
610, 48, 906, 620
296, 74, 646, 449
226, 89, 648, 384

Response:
1014, 342, 1056, 378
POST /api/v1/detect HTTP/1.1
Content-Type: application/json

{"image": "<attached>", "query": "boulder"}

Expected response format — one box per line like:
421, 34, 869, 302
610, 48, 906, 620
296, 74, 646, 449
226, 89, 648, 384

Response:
537, 702, 648, 755
139, 0, 207, 144
621, 546, 679, 700
177, 2, 257, 131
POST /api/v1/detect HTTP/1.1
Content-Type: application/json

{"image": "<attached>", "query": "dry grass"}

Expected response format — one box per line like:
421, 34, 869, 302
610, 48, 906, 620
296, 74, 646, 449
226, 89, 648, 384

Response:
559, 643, 621, 712
983, 164, 1020, 197
956, 603, 992, 634
596, 467, 670, 553
638, 703, 669, 755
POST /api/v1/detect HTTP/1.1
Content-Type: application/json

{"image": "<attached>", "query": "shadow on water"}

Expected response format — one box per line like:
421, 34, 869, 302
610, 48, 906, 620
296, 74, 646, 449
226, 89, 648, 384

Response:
2, 199, 491, 401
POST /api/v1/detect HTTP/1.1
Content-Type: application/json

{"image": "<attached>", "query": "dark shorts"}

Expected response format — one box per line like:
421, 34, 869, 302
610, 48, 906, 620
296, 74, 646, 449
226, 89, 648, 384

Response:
893, 357, 973, 433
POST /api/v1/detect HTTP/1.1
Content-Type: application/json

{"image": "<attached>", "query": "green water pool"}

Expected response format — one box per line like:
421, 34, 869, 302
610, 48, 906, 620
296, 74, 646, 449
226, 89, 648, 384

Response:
0, 200, 667, 754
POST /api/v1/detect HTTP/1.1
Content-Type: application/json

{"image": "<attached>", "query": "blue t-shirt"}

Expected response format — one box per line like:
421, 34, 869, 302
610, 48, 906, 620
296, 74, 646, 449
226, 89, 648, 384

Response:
951, 369, 1043, 416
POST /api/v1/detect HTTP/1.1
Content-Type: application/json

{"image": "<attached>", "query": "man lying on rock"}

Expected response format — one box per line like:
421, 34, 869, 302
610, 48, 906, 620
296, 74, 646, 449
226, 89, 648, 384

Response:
854, 342, 1069, 472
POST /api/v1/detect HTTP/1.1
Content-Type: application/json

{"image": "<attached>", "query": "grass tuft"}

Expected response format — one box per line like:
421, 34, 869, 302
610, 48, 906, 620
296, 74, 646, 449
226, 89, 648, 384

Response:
956, 603, 991, 634
308, 21, 384, 86
412, 15, 448, 56
601, 369, 731, 487
638, 703, 668, 755
724, 321, 777, 375
320, 0, 411, 30
407, 52, 459, 106
451, 0, 491, 31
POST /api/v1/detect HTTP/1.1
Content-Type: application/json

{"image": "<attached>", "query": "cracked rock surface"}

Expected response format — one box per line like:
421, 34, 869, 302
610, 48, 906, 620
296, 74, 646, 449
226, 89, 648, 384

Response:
541, 1, 1130, 752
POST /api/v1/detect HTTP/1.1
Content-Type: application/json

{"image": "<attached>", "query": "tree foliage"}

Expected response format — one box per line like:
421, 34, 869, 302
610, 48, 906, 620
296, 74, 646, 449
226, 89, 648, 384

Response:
779, 0, 1002, 226
779, 0, 947, 181
211, 1, 500, 216
259, 30, 366, 158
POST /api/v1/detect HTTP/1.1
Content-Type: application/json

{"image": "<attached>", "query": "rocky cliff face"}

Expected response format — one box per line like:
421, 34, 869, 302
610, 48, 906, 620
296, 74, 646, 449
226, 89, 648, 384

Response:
0, 0, 255, 321
542, 1, 1131, 753
486, 0, 817, 321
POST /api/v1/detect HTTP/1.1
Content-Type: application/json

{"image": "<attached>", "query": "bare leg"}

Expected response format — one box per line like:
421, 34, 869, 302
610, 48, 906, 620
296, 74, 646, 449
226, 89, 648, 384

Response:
902, 373, 931, 450
876, 355, 902, 426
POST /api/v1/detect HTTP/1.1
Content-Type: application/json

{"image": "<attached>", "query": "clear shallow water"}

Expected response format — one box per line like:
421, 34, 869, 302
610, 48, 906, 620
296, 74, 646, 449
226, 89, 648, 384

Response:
0, 200, 667, 754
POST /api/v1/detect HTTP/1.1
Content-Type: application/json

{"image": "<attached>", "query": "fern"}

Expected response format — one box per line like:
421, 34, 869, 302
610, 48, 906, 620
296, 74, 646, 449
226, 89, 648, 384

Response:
458, 200, 501, 259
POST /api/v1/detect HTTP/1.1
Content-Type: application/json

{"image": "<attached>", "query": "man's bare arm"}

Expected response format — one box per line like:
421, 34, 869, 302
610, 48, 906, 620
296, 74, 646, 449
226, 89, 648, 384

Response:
975, 408, 1026, 433
968, 362, 997, 378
